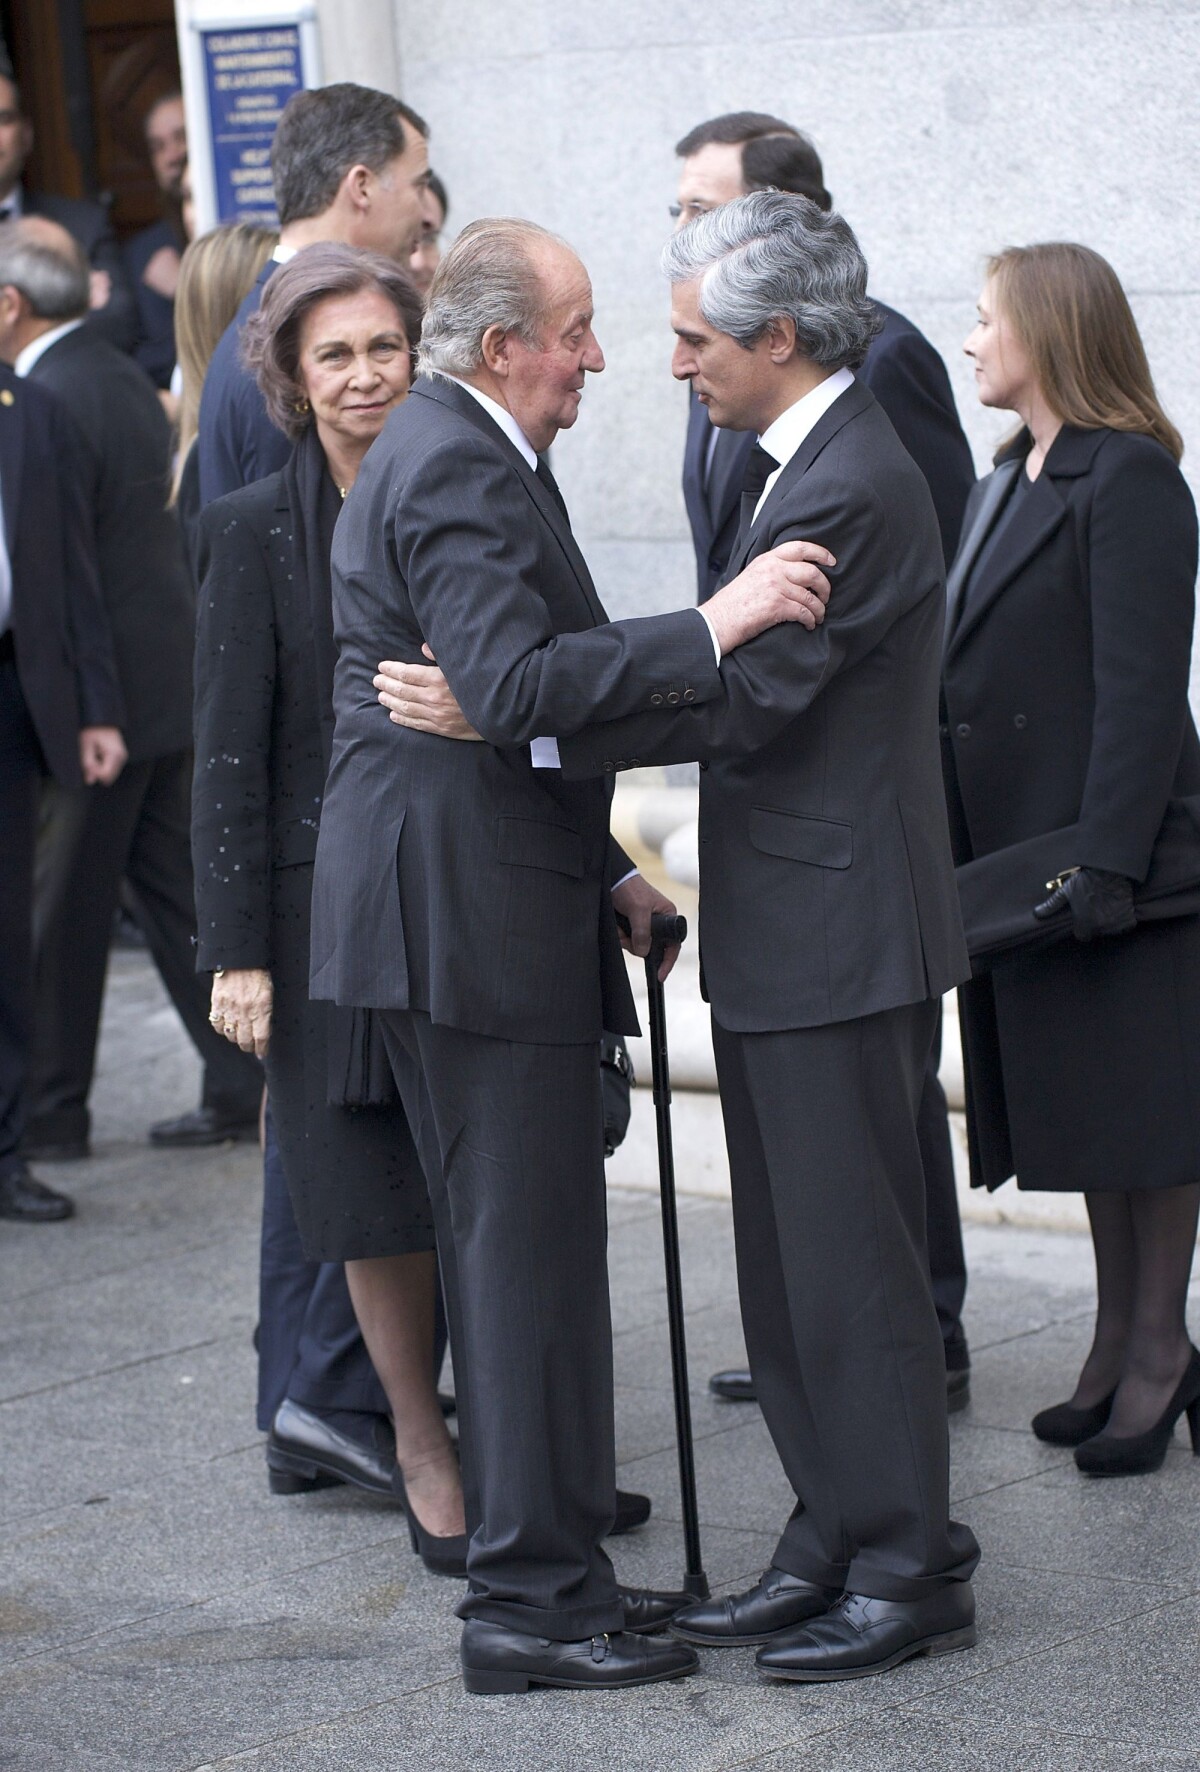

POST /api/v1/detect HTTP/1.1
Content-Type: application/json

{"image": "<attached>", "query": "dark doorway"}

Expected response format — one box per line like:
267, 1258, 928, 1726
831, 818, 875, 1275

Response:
2, 0, 180, 238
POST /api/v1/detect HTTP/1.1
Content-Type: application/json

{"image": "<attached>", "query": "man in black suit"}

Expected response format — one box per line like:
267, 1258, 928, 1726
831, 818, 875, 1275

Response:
674, 112, 975, 1411
0, 72, 135, 352
311, 217, 832, 1693
0, 218, 261, 1161
123, 92, 188, 391
381, 197, 981, 1680
198, 82, 436, 505
0, 360, 125, 1222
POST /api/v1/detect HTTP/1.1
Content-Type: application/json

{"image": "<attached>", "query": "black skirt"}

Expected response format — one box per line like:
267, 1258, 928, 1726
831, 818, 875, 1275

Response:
264, 861, 435, 1261
960, 913, 1200, 1193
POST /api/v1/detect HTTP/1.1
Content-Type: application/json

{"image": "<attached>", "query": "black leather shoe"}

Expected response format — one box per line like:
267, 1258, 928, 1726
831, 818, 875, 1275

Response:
0, 1164, 75, 1222
267, 1399, 396, 1497
946, 1368, 971, 1414
617, 1585, 692, 1635
709, 1367, 756, 1403
610, 1488, 651, 1534
149, 1106, 260, 1148
1032, 1391, 1115, 1446
460, 1619, 699, 1694
391, 1467, 468, 1575
756, 1585, 976, 1682
670, 1567, 841, 1646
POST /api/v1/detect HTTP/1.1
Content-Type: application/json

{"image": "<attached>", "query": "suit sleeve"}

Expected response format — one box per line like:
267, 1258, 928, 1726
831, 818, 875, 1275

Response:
51, 399, 125, 730
860, 332, 974, 567
558, 471, 919, 778
393, 436, 721, 745
197, 342, 290, 506
191, 502, 276, 970
1075, 439, 1198, 881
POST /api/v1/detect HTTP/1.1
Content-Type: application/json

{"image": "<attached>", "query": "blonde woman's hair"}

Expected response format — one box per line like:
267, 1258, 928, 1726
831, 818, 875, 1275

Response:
987, 242, 1183, 464
171, 221, 278, 502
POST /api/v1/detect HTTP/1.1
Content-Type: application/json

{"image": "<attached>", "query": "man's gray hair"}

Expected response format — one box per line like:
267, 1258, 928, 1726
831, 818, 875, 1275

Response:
0, 220, 89, 320
418, 218, 566, 378
662, 190, 880, 369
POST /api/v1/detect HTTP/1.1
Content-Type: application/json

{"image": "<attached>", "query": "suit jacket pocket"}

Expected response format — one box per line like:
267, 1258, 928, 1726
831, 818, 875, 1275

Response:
748, 806, 853, 869
496, 814, 584, 878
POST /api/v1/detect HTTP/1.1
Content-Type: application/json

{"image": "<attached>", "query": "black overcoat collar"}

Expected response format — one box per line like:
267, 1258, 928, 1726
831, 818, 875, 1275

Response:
943, 424, 1106, 662
411, 376, 607, 627
721, 378, 874, 584
0, 368, 24, 552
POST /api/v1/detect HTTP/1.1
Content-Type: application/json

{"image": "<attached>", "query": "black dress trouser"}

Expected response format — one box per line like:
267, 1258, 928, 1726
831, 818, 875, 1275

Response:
0, 652, 44, 1179
28, 748, 261, 1144
712, 999, 981, 1601
382, 1009, 625, 1641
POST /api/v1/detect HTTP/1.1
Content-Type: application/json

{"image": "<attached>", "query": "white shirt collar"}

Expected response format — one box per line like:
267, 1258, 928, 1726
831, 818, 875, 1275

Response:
445, 375, 538, 470
0, 184, 23, 220
754, 365, 856, 517
272, 242, 298, 264
14, 317, 84, 379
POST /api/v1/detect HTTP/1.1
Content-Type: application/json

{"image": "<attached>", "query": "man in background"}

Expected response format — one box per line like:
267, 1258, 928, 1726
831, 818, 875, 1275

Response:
123, 92, 189, 391
409, 170, 447, 295
0, 355, 125, 1224
674, 112, 976, 1413
0, 218, 262, 1165
0, 71, 135, 351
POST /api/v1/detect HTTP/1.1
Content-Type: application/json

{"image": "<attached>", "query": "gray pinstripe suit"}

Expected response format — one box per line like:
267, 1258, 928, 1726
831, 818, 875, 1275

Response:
309, 376, 719, 1637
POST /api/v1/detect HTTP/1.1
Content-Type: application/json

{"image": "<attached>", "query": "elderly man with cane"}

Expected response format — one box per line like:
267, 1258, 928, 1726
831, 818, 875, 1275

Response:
382, 193, 981, 1683
309, 215, 833, 1694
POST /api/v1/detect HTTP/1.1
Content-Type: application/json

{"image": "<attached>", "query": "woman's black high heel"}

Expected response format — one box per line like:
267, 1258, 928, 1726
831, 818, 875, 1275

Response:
1031, 1390, 1116, 1447
1074, 1347, 1200, 1477
391, 1468, 468, 1576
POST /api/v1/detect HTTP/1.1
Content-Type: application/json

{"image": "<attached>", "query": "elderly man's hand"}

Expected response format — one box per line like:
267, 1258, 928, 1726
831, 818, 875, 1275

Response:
375, 645, 482, 740
612, 873, 681, 983
705, 539, 835, 656
210, 967, 273, 1058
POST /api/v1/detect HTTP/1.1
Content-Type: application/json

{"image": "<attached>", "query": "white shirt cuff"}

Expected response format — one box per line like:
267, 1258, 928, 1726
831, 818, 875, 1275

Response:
697, 604, 722, 663
611, 867, 639, 892
530, 737, 561, 768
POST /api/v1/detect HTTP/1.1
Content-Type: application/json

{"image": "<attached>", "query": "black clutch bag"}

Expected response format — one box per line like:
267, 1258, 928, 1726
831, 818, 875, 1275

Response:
957, 794, 1200, 973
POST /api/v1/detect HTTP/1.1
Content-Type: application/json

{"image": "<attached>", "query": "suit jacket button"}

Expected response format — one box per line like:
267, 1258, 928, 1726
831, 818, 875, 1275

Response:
956, 723, 971, 739
667, 692, 680, 705
683, 688, 696, 703
650, 693, 663, 705
699, 760, 709, 771
629, 757, 641, 768
939, 723, 949, 738
1014, 713, 1028, 729
603, 760, 614, 773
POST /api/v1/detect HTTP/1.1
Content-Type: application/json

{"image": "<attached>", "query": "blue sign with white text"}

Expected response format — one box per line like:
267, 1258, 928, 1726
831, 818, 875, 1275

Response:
202, 24, 304, 226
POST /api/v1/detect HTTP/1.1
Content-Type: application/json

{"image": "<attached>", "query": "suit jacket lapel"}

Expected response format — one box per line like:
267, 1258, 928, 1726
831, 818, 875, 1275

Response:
413, 378, 607, 626
722, 379, 874, 584
943, 460, 1020, 645
945, 468, 1067, 661
707, 423, 755, 539
0, 378, 25, 554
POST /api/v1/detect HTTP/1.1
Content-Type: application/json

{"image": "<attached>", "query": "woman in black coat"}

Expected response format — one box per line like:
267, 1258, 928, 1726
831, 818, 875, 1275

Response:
944, 242, 1200, 1475
191, 244, 469, 1567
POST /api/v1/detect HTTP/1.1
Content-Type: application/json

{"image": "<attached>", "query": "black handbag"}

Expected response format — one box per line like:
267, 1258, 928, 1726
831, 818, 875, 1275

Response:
956, 793, 1200, 973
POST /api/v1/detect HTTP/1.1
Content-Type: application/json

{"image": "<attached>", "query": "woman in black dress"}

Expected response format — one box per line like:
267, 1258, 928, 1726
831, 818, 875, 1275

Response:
192, 244, 470, 1564
945, 242, 1200, 1475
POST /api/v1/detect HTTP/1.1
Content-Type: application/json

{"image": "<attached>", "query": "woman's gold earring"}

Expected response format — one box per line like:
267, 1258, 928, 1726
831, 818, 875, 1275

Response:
294, 396, 311, 415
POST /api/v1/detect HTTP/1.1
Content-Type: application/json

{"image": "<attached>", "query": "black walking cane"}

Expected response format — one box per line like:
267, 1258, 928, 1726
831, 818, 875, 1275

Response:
623, 909, 710, 1600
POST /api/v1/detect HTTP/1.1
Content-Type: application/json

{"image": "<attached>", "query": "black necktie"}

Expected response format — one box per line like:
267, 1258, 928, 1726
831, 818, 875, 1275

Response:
535, 456, 569, 524
738, 442, 778, 537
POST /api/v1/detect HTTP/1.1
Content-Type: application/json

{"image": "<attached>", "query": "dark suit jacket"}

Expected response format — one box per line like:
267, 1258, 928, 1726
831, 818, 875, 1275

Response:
23, 191, 137, 354
26, 327, 194, 762
684, 301, 975, 599
197, 261, 290, 506
562, 379, 970, 1031
309, 376, 721, 1044
0, 363, 123, 783
191, 470, 326, 969
123, 217, 179, 389
941, 425, 1200, 880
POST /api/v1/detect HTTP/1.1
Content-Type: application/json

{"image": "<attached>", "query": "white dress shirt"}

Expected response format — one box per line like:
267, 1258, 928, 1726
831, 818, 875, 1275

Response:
753, 366, 855, 521
13, 317, 84, 379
